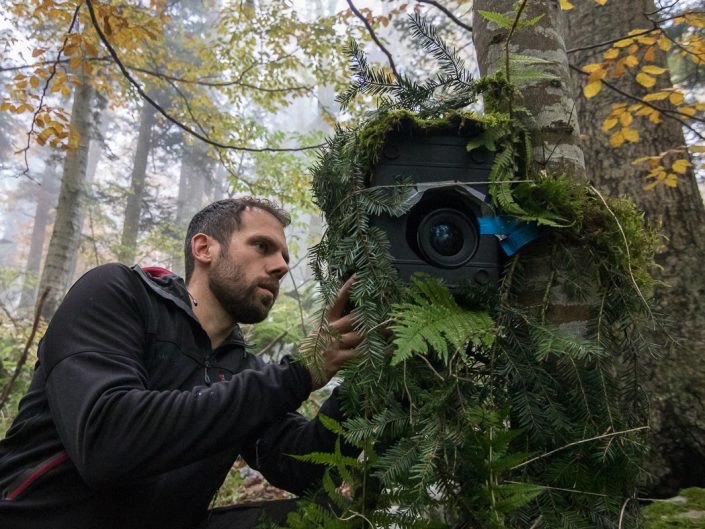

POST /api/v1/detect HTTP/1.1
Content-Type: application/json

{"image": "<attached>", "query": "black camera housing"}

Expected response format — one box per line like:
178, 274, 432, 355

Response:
369, 133, 501, 288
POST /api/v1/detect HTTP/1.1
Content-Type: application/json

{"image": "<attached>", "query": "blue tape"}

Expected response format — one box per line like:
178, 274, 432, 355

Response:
477, 216, 524, 236
477, 216, 544, 256
500, 223, 543, 256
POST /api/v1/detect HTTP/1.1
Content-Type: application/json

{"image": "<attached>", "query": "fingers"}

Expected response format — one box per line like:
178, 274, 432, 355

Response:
327, 274, 356, 320
337, 331, 363, 350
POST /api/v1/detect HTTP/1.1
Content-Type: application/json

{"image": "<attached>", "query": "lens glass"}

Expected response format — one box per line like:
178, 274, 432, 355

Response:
429, 222, 463, 256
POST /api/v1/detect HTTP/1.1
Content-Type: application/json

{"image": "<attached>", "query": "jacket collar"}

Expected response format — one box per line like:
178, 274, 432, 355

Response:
131, 265, 247, 348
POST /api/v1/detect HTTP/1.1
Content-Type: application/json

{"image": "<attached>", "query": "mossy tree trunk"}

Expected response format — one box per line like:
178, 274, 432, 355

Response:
472, 0, 593, 339
565, 0, 705, 496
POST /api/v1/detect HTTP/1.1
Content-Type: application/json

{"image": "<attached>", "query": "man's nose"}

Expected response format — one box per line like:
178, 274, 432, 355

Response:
269, 253, 289, 280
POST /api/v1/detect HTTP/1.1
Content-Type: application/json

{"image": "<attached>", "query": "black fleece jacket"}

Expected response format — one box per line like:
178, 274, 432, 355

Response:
0, 264, 345, 529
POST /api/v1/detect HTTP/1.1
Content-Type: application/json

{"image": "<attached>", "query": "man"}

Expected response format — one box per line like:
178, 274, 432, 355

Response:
0, 197, 361, 529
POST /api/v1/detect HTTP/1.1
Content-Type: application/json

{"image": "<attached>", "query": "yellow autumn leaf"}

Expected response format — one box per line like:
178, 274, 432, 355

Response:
85, 41, 99, 56
664, 173, 678, 187
583, 80, 602, 98
582, 63, 604, 73
602, 117, 618, 131
614, 38, 634, 48
603, 48, 619, 60
689, 145, 705, 152
636, 72, 656, 87
641, 65, 667, 75
643, 91, 669, 101
68, 131, 81, 150
684, 13, 705, 28
669, 92, 685, 105
644, 46, 657, 62
643, 180, 659, 191
624, 55, 639, 68
32, 48, 44, 57
680, 106, 697, 116
36, 126, 56, 146
610, 130, 625, 148
30, 76, 40, 89
619, 112, 633, 126
595, 0, 607, 4
69, 56, 81, 69
559, 0, 575, 9
649, 112, 662, 124
671, 159, 692, 174
658, 35, 672, 51
632, 155, 659, 165
696, 103, 705, 112
622, 127, 640, 142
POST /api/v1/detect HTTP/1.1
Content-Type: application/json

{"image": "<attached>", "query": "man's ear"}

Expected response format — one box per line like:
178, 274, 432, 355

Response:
191, 233, 219, 266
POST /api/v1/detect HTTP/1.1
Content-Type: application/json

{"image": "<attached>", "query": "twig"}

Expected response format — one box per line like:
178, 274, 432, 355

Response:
2, 55, 312, 93
416, 0, 473, 34
83, 0, 324, 153
589, 185, 655, 325
566, 26, 657, 55
570, 65, 705, 143
346, 0, 399, 78
0, 289, 50, 409
505, 0, 529, 83
288, 268, 308, 336
511, 425, 649, 470
618, 498, 631, 529
528, 515, 544, 529
18, 4, 81, 177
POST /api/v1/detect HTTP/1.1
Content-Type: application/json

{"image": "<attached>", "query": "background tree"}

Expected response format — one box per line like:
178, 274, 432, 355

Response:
564, 0, 705, 495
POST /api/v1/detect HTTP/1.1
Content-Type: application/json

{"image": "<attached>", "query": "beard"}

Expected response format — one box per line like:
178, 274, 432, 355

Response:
208, 252, 277, 324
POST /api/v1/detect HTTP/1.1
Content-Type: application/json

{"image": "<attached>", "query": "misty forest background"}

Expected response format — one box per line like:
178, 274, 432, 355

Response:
1, 0, 705, 524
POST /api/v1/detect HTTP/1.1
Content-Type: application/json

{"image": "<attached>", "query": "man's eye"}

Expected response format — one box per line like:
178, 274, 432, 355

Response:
255, 242, 267, 251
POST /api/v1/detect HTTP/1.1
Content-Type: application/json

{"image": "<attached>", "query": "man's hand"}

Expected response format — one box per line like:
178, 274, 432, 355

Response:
307, 275, 363, 390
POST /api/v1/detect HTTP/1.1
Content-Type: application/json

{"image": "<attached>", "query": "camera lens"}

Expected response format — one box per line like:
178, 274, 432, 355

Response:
416, 208, 478, 269
429, 222, 463, 256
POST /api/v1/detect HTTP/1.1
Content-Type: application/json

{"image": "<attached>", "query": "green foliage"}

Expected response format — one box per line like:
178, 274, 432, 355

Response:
643, 488, 705, 528
287, 13, 659, 529
390, 274, 494, 366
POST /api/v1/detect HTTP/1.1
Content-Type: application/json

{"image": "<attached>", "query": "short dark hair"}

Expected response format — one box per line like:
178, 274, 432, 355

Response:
184, 197, 291, 283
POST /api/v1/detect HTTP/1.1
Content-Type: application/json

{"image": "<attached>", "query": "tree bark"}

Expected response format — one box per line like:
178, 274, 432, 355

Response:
37, 74, 94, 320
118, 101, 156, 264
473, 0, 591, 338
565, 0, 705, 496
472, 0, 585, 179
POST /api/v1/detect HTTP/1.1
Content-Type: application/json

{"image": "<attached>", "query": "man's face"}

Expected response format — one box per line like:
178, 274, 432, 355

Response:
208, 208, 290, 324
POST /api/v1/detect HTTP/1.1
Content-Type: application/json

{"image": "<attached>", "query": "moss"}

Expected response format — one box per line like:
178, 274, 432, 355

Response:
355, 108, 508, 169
644, 488, 705, 528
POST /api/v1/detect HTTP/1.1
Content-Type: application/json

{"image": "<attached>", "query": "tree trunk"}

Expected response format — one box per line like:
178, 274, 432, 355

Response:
118, 101, 156, 264
565, 0, 705, 496
66, 97, 109, 280
473, 0, 591, 338
37, 75, 94, 320
19, 164, 59, 310
472, 0, 585, 179
172, 137, 214, 276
